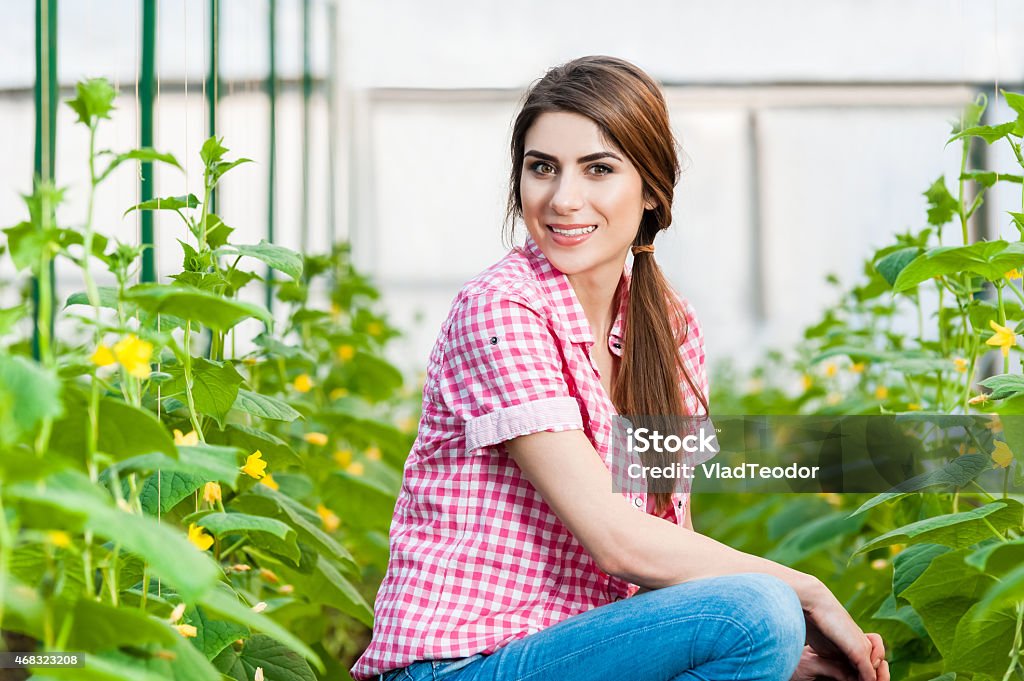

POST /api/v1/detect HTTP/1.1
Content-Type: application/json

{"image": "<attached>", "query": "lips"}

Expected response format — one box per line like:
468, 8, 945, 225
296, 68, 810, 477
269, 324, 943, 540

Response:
546, 224, 597, 246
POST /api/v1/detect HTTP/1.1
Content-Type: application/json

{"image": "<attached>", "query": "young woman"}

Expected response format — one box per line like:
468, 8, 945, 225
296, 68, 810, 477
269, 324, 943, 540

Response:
351, 56, 890, 681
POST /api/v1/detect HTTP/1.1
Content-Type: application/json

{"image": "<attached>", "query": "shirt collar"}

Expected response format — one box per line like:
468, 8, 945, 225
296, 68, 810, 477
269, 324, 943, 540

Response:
520, 236, 630, 355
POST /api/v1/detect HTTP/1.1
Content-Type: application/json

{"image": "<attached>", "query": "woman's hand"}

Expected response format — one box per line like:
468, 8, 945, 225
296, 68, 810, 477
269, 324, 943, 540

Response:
789, 634, 889, 681
796, 583, 888, 681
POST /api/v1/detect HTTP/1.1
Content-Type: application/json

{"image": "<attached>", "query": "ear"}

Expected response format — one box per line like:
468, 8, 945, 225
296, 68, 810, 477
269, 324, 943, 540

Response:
643, 197, 658, 211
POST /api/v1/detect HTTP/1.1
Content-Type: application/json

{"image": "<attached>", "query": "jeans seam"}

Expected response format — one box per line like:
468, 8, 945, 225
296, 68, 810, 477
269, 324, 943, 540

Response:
516, 613, 757, 681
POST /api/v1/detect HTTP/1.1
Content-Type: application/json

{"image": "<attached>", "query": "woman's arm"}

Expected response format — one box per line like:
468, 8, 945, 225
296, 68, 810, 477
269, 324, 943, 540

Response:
506, 428, 880, 681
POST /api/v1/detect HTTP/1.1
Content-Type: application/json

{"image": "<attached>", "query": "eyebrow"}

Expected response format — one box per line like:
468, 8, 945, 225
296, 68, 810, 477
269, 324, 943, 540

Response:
524, 149, 623, 164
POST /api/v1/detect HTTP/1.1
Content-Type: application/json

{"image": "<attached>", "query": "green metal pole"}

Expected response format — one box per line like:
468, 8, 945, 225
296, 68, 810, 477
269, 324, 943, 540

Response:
300, 0, 311, 254
139, 0, 156, 283
326, 1, 338, 246
32, 0, 58, 362
207, 0, 220, 214
265, 0, 277, 313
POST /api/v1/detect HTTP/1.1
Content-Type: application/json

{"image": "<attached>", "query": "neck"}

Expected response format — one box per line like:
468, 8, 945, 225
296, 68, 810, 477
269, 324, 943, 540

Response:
567, 259, 627, 342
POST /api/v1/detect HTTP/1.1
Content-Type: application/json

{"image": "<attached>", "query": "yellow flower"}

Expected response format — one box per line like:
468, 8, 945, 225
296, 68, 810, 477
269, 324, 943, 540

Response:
330, 387, 349, 400
330, 302, 342, 317
260, 473, 279, 491
187, 523, 214, 551
986, 319, 1017, 358
113, 334, 154, 379
984, 417, 1004, 433
367, 322, 383, 337
801, 374, 813, 391
293, 373, 314, 393
365, 446, 382, 462
968, 393, 990, 406
397, 416, 416, 432
91, 344, 116, 367
317, 503, 340, 532
240, 451, 267, 480
870, 558, 888, 570
337, 345, 356, 361
850, 362, 865, 374
279, 584, 294, 595
1006, 269, 1022, 280
907, 403, 921, 411
874, 386, 889, 400
824, 362, 837, 378
303, 432, 328, 446
259, 568, 279, 583
333, 449, 353, 467
174, 429, 199, 446
346, 461, 365, 476
202, 482, 222, 504
953, 357, 968, 373
991, 440, 1014, 468
175, 623, 198, 638
169, 603, 186, 623
818, 492, 842, 508
46, 530, 71, 548
242, 357, 258, 366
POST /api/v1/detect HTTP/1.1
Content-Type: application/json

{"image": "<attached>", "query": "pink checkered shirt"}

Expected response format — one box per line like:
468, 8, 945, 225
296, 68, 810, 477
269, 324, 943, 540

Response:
351, 237, 708, 680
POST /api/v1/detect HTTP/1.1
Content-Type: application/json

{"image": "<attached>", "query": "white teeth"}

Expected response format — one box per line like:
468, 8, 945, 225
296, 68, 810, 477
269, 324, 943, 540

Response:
550, 225, 597, 236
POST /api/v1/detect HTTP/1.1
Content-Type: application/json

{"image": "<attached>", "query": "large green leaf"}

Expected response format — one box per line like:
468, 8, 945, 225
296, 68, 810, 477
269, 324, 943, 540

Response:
965, 537, 1024, 574
62, 598, 176, 650
124, 194, 200, 216
215, 241, 304, 280
163, 358, 245, 429
209, 424, 301, 470
231, 389, 302, 422
7, 471, 220, 600
111, 444, 241, 488
124, 284, 272, 332
901, 549, 995, 657
196, 512, 299, 562
49, 393, 177, 462
199, 585, 323, 672
976, 563, 1024, 616
854, 501, 1022, 554
185, 605, 249, 661
213, 633, 316, 681
944, 601, 1017, 677
0, 354, 63, 446
139, 471, 207, 515
263, 553, 373, 626
849, 454, 992, 517
764, 511, 865, 565
875, 247, 922, 286
97, 148, 182, 184
893, 544, 951, 597
979, 374, 1024, 401
894, 241, 1024, 292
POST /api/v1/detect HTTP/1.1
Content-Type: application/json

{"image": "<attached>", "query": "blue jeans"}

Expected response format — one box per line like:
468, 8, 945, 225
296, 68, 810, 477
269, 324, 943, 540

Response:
379, 573, 806, 681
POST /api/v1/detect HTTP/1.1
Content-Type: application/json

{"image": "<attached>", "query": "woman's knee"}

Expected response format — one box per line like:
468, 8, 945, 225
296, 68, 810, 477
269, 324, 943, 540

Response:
714, 573, 806, 674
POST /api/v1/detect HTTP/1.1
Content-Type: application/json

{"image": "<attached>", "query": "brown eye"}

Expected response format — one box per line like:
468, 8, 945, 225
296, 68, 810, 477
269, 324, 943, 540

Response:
529, 161, 555, 175
589, 164, 612, 176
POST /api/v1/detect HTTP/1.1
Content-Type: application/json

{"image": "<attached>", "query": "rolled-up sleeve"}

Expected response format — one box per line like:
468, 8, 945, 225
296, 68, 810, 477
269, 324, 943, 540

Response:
437, 290, 584, 454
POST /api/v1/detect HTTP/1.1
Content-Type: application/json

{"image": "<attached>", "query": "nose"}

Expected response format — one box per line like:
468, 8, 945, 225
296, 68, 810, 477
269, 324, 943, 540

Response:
550, 174, 584, 214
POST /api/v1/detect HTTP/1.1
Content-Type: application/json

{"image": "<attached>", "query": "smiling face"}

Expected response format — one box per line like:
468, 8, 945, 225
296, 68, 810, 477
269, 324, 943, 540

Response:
519, 111, 654, 284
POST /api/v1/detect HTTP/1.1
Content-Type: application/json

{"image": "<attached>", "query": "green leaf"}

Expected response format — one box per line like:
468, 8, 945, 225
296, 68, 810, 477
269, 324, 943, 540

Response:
946, 121, 1015, 146
965, 537, 1024, 574
849, 455, 991, 518
979, 374, 1024, 401
210, 424, 301, 469
976, 563, 1024, 616
213, 633, 316, 681
1003, 90, 1024, 116
0, 304, 28, 336
200, 136, 229, 166
66, 78, 116, 125
186, 604, 250, 661
854, 501, 1022, 555
875, 247, 922, 287
923, 177, 959, 226
123, 194, 200, 216
944, 601, 1016, 677
871, 592, 928, 638
97, 148, 182, 183
163, 358, 245, 429
960, 170, 1024, 188
232, 389, 302, 422
893, 544, 951, 597
763, 511, 865, 565
64, 286, 121, 310
0, 354, 63, 447
7, 470, 220, 600
197, 512, 299, 562
894, 241, 1024, 292
124, 284, 272, 332
139, 471, 207, 515
111, 444, 241, 488
263, 553, 373, 627
63, 598, 176, 650
199, 584, 323, 672
215, 241, 304, 280
2, 221, 51, 271
901, 549, 995, 657
49, 393, 177, 462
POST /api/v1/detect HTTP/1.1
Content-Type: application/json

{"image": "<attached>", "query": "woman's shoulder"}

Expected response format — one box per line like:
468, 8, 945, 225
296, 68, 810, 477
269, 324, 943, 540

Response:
451, 247, 548, 315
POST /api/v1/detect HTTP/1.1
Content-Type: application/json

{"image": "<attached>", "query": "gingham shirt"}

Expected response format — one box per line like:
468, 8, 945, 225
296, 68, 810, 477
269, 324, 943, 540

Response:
351, 237, 708, 680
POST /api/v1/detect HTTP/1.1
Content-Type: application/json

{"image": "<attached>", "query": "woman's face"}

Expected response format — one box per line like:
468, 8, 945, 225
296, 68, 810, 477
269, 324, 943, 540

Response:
519, 111, 653, 283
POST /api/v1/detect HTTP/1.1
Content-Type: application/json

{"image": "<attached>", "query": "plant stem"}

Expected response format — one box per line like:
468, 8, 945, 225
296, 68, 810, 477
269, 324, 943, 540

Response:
1000, 603, 1024, 681
183, 321, 206, 441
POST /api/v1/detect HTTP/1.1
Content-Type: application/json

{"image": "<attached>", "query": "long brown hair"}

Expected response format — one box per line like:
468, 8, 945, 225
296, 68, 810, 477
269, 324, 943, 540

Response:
504, 55, 709, 515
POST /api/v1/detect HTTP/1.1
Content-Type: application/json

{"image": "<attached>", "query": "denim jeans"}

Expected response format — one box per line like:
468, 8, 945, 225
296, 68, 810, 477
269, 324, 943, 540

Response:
378, 573, 806, 681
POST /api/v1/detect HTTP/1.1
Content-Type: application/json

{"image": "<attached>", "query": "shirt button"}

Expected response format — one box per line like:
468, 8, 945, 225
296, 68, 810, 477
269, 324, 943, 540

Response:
634, 498, 643, 508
